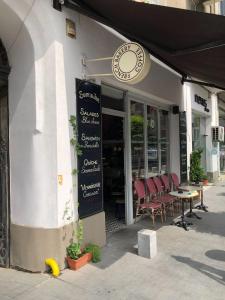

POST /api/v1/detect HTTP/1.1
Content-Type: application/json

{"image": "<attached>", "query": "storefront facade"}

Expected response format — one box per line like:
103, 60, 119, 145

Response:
1, 0, 221, 272
100, 82, 179, 229
183, 83, 220, 181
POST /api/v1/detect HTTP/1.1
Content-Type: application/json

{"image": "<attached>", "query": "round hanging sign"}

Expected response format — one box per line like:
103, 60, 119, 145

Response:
112, 42, 151, 85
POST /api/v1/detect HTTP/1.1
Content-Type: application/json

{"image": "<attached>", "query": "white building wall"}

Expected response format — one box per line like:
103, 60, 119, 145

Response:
210, 93, 220, 175
0, 0, 59, 228
1, 0, 183, 230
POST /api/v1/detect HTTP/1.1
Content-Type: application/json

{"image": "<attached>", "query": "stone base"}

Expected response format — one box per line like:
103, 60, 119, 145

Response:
10, 212, 106, 272
138, 229, 157, 259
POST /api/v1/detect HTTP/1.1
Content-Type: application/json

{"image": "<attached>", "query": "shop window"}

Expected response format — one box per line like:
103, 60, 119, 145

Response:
159, 110, 169, 174
147, 106, 159, 176
131, 101, 170, 179
101, 84, 125, 111
192, 114, 201, 150
131, 101, 145, 180
192, 114, 207, 171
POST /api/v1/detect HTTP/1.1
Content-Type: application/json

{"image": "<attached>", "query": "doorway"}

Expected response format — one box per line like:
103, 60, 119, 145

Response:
102, 114, 126, 235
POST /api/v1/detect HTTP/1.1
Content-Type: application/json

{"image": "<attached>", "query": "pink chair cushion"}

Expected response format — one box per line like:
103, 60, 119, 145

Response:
139, 202, 161, 209
171, 173, 180, 189
134, 180, 146, 199
153, 177, 163, 193
146, 178, 157, 194
160, 174, 170, 191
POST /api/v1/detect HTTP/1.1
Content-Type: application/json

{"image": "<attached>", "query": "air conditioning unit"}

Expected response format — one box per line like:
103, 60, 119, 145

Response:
212, 126, 224, 142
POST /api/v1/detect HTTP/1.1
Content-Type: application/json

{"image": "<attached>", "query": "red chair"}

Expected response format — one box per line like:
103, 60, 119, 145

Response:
146, 177, 166, 221
152, 176, 175, 217
160, 174, 171, 193
134, 179, 163, 225
161, 174, 181, 212
170, 173, 180, 190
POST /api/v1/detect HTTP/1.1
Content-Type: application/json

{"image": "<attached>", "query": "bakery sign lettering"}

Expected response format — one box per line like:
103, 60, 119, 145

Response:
194, 94, 209, 113
112, 42, 151, 85
76, 79, 103, 218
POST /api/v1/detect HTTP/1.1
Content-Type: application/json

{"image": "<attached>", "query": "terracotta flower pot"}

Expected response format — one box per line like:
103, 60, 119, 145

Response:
203, 179, 208, 186
66, 252, 92, 270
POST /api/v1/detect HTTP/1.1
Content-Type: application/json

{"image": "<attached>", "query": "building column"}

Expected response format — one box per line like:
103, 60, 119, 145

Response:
182, 83, 192, 181
205, 92, 220, 181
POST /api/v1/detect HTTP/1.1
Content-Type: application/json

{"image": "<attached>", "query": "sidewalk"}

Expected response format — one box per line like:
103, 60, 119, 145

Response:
1, 182, 225, 300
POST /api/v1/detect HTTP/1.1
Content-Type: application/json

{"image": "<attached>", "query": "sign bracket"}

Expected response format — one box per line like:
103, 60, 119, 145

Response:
82, 57, 113, 66
81, 55, 113, 79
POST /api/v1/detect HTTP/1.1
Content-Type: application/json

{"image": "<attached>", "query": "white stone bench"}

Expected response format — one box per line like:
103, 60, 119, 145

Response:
138, 229, 157, 259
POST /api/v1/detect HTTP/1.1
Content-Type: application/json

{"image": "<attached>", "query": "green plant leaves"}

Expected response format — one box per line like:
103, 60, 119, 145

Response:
84, 244, 101, 263
190, 149, 205, 182
67, 243, 82, 260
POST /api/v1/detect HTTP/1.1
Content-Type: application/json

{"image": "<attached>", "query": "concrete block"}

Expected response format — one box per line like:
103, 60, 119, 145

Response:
138, 229, 157, 259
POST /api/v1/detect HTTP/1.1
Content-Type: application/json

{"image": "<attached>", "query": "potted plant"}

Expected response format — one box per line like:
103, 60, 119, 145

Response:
201, 174, 209, 186
66, 243, 92, 271
66, 221, 92, 270
190, 149, 204, 184
66, 225, 101, 270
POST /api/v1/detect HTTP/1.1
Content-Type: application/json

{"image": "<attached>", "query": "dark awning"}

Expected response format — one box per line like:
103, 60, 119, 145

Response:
64, 0, 225, 90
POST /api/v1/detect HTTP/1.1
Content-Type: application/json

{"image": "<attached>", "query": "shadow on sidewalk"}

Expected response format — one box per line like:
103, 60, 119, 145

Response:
216, 192, 225, 196
193, 211, 225, 237
205, 249, 225, 262
172, 255, 225, 286
96, 215, 175, 270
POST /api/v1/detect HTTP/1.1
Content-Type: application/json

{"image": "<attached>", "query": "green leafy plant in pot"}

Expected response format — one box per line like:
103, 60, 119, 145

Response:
66, 220, 93, 270
190, 149, 204, 184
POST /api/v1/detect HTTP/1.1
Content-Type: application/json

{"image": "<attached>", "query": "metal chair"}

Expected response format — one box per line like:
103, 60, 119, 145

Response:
134, 179, 163, 225
170, 173, 180, 190
152, 176, 175, 217
161, 174, 181, 213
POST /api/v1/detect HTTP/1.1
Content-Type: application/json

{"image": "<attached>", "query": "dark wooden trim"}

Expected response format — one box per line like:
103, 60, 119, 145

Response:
0, 66, 10, 81
53, 0, 62, 11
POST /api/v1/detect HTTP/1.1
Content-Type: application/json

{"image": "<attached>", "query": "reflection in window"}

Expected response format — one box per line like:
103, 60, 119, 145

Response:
192, 114, 201, 150
147, 106, 159, 176
131, 101, 144, 180
159, 110, 169, 174
192, 114, 206, 170
101, 84, 125, 111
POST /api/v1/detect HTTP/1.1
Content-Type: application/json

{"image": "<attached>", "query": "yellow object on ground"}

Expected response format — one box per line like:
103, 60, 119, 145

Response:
45, 258, 60, 277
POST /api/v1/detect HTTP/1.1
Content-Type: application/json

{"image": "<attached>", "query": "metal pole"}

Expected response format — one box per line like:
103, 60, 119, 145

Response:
86, 57, 113, 62
86, 73, 113, 78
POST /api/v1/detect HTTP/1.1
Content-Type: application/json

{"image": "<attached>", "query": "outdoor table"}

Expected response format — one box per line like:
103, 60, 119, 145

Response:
178, 185, 208, 212
169, 191, 199, 231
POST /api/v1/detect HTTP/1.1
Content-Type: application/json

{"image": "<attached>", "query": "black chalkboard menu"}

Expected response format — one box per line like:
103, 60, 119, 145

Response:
76, 79, 103, 218
179, 112, 187, 183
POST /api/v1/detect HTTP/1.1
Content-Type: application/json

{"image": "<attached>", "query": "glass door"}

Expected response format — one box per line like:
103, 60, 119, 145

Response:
102, 114, 126, 233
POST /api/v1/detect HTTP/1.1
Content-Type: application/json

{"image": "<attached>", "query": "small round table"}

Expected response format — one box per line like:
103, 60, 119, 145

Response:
169, 191, 199, 231
178, 185, 208, 212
